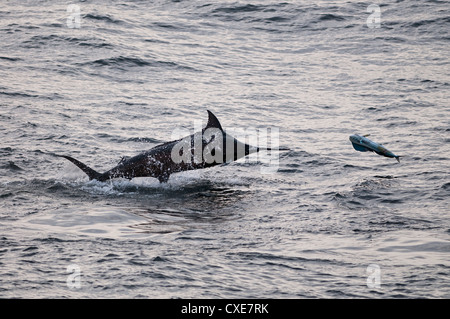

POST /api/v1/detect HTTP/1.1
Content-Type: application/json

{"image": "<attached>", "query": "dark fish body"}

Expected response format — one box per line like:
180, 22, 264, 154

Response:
59, 111, 264, 183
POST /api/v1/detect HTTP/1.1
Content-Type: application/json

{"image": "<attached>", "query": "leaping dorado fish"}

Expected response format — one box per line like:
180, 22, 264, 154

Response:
349, 134, 401, 163
58, 110, 287, 183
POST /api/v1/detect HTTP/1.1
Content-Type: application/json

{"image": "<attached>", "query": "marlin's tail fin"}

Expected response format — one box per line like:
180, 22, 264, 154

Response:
58, 155, 102, 180
395, 156, 401, 163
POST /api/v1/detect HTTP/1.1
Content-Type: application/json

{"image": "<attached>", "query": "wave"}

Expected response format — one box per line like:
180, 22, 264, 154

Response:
0, 161, 23, 171
0, 147, 14, 154
4, 173, 245, 202
0, 56, 21, 62
0, 88, 63, 100
408, 16, 450, 28
21, 34, 113, 50
207, 2, 294, 25
87, 56, 151, 67
126, 137, 165, 144
78, 55, 198, 71
84, 13, 124, 25
318, 13, 346, 22
211, 4, 266, 14
204, 2, 351, 32
0, 90, 38, 98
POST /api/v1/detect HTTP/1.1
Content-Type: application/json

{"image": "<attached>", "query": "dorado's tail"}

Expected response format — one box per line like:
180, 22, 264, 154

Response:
58, 155, 102, 180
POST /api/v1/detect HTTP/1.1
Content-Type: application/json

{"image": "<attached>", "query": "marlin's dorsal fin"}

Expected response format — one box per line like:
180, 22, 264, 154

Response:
204, 110, 223, 131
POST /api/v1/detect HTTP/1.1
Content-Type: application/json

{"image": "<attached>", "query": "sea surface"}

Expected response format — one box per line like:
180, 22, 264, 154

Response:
0, 0, 449, 299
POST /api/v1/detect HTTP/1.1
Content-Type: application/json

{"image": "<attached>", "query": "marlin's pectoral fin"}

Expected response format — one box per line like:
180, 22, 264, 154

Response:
351, 143, 370, 152
157, 175, 170, 183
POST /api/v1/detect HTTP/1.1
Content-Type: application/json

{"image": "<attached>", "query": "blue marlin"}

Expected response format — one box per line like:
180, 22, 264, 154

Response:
57, 110, 287, 183
349, 134, 401, 163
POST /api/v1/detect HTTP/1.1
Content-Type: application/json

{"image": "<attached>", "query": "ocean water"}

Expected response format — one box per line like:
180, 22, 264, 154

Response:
0, 0, 449, 299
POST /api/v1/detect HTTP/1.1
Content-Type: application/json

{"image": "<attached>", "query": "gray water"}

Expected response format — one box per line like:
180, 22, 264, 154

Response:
1, 0, 449, 299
